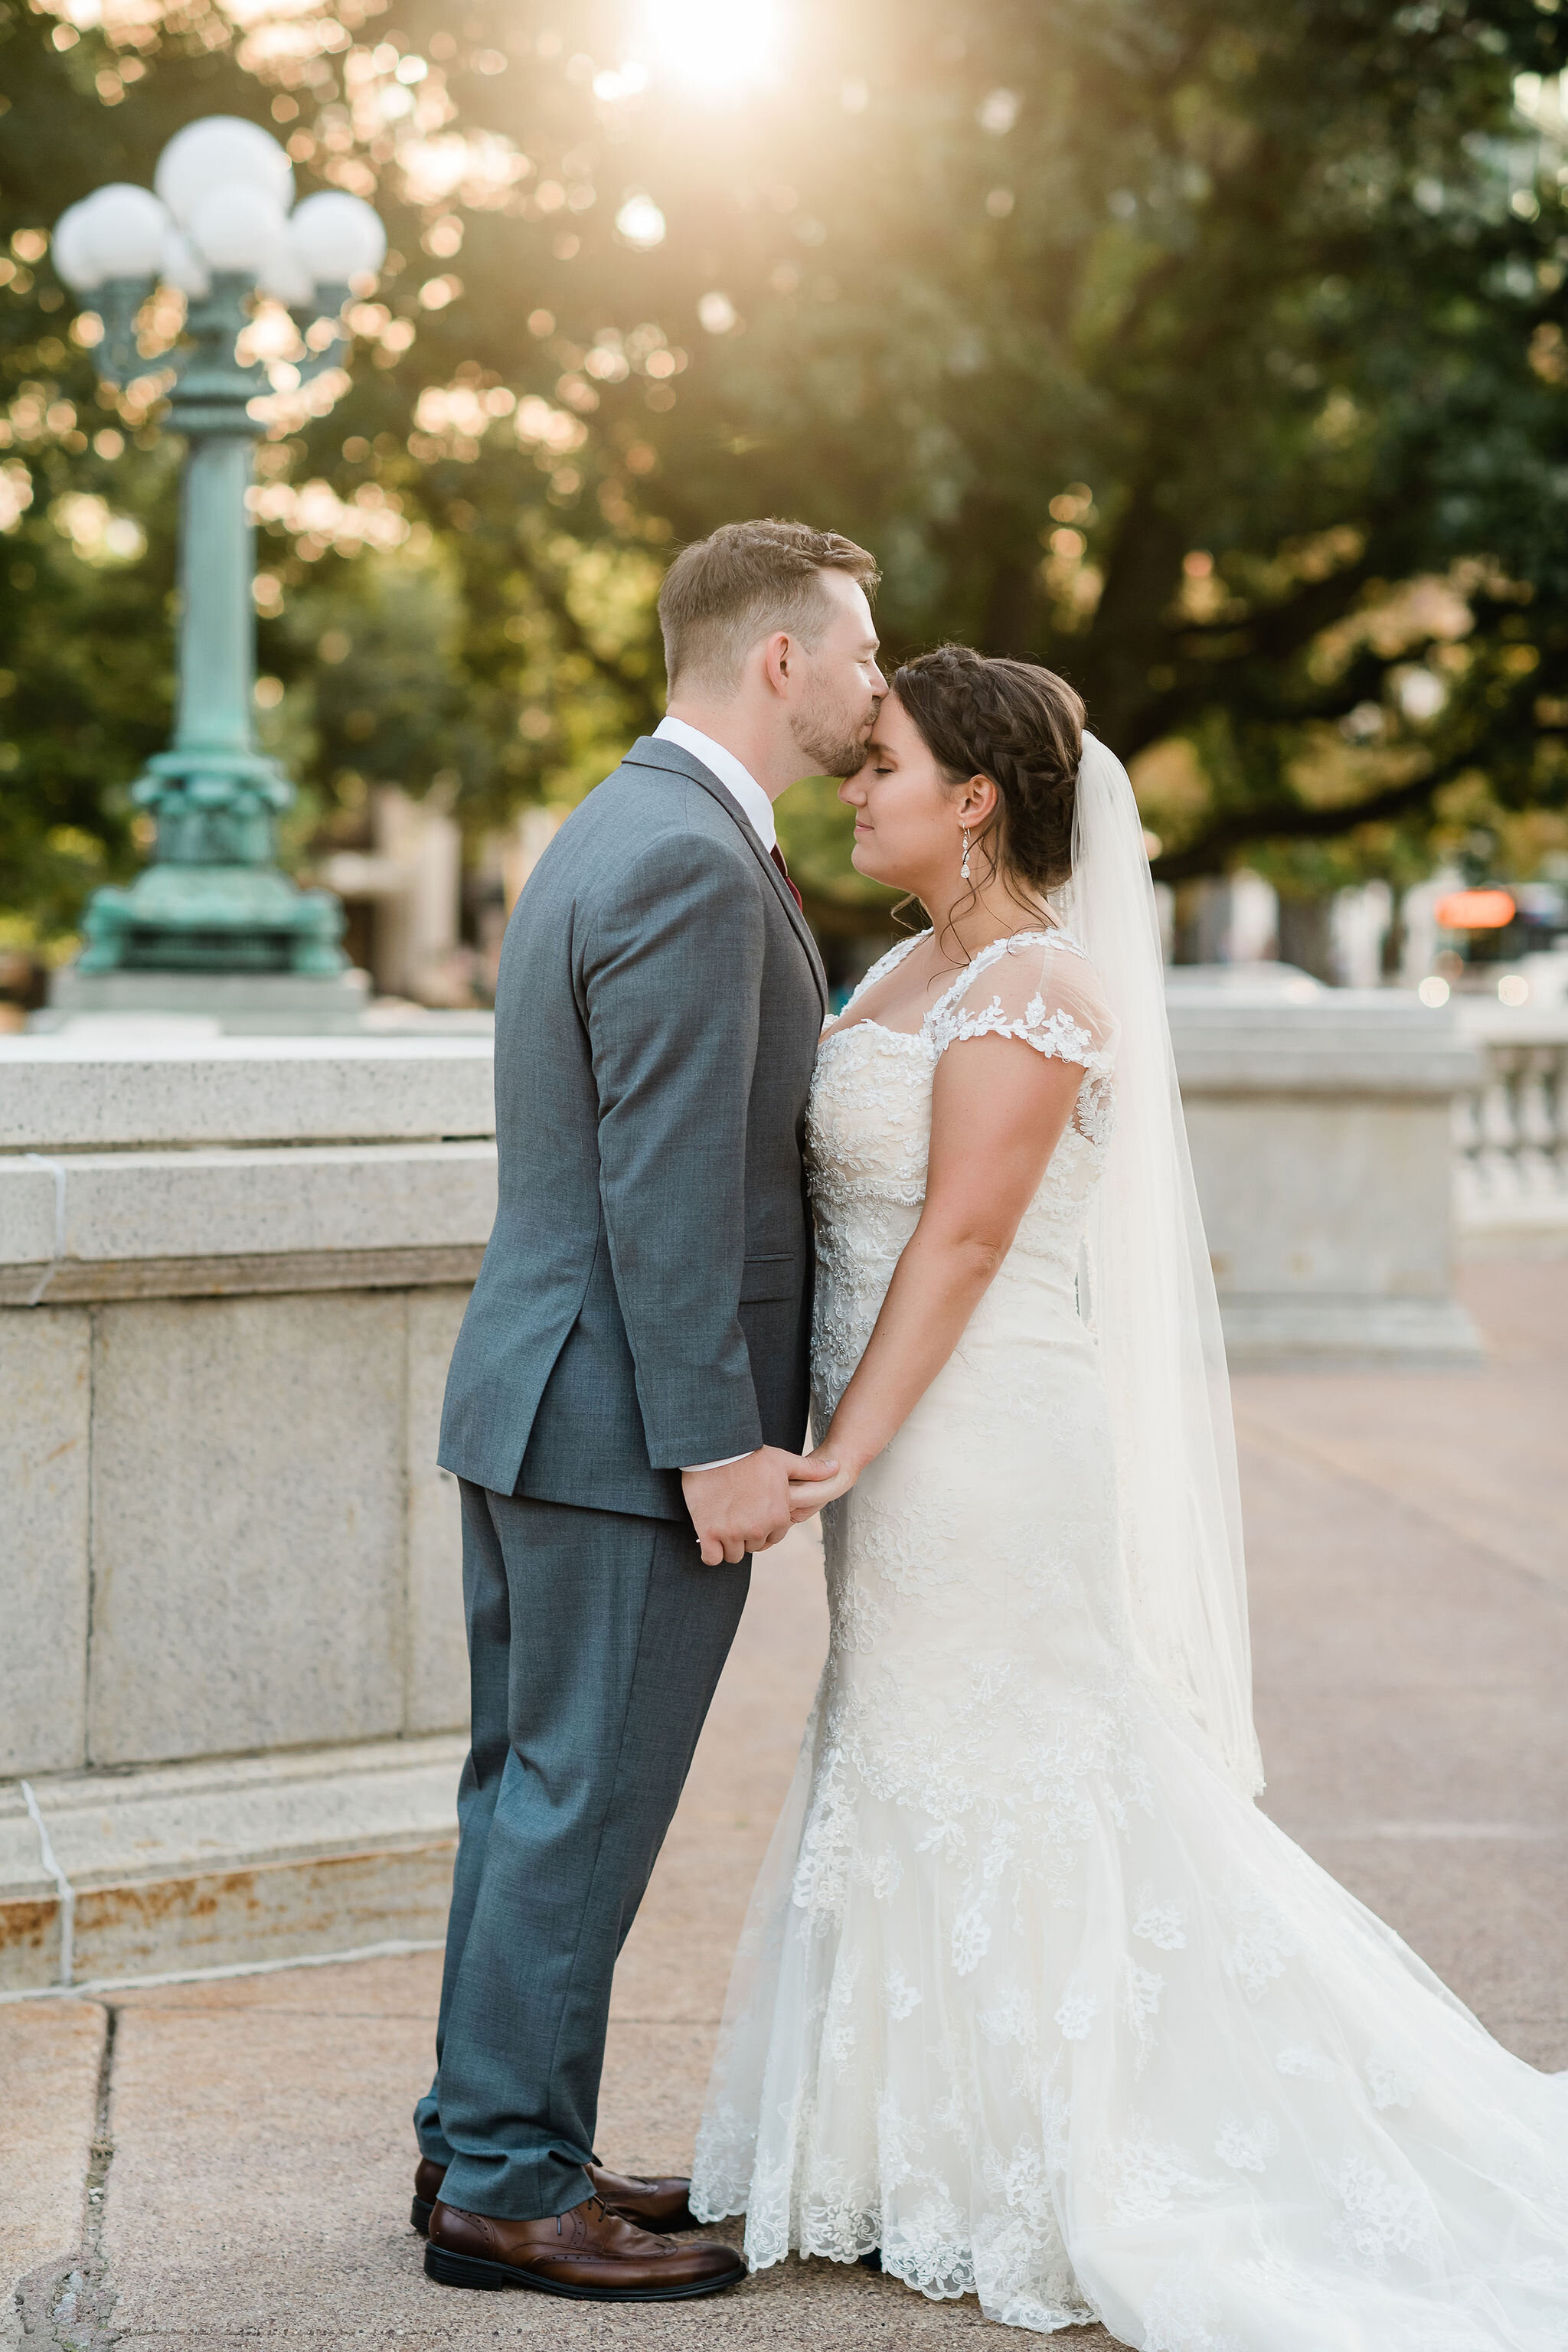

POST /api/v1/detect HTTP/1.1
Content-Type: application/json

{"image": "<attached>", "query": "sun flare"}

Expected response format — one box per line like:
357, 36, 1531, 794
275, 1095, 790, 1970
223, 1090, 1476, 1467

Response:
636, 0, 780, 94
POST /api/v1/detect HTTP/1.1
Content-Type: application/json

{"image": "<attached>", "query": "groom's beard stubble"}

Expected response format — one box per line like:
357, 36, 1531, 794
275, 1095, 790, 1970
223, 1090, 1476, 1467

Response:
789, 681, 879, 780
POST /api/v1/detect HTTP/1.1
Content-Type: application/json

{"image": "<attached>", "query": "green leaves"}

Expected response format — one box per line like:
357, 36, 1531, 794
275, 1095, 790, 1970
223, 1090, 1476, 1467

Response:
5, 0, 1568, 956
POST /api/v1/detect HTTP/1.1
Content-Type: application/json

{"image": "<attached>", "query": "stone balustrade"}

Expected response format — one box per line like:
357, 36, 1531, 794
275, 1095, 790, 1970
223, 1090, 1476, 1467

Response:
1452, 1003, 1568, 1253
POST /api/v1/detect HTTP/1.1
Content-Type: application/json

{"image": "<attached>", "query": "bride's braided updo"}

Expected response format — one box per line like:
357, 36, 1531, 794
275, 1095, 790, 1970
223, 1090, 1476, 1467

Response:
891, 644, 1084, 893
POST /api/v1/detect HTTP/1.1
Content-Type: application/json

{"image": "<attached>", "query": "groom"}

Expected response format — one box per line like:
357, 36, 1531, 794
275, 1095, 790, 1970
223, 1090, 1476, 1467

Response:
414, 519, 885, 2299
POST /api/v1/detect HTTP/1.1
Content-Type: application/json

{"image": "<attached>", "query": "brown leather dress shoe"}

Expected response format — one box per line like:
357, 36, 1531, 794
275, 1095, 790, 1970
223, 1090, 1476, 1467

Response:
423, 2194, 745, 2301
585, 2162, 699, 2233
410, 2157, 447, 2237
411, 2158, 699, 2238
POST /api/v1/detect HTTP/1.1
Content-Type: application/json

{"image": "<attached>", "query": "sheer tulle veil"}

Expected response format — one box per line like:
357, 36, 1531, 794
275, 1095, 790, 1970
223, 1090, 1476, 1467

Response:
1052, 732, 1264, 1797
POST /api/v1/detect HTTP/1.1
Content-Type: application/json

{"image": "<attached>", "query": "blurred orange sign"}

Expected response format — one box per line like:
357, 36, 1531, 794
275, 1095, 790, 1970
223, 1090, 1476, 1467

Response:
1434, 889, 1515, 931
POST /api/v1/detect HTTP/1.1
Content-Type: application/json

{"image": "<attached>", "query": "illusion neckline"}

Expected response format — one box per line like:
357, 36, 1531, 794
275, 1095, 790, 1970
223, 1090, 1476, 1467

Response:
824, 925, 1076, 1048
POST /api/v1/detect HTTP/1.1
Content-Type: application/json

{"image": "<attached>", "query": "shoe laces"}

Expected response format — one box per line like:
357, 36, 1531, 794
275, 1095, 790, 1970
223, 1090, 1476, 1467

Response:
560, 2194, 609, 2238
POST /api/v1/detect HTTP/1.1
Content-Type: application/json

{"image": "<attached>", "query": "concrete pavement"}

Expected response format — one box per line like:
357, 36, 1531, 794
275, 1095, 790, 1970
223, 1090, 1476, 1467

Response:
5, 1259, 1565, 2349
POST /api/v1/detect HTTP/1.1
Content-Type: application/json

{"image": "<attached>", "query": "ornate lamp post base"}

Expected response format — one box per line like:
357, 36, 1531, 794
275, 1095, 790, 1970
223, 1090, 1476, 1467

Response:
77, 848, 348, 976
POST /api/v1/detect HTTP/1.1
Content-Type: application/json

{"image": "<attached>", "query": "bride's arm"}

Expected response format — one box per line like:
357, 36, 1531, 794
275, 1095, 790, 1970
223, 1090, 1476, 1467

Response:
790, 1034, 1083, 1515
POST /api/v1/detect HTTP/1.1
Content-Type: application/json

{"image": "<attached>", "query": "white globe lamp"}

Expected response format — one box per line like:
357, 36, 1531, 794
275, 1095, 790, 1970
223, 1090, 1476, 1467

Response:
155, 116, 295, 229
51, 198, 104, 292
288, 191, 387, 285
80, 182, 170, 279
188, 181, 289, 276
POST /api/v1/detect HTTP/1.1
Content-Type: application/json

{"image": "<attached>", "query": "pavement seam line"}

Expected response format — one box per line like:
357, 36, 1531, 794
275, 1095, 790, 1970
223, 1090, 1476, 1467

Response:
63, 2004, 118, 2351
14, 2007, 118, 2352
19, 1782, 75, 1990
74, 2005, 119, 2350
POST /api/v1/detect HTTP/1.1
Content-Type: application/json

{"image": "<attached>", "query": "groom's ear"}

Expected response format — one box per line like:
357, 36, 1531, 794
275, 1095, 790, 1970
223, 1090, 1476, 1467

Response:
761, 630, 795, 694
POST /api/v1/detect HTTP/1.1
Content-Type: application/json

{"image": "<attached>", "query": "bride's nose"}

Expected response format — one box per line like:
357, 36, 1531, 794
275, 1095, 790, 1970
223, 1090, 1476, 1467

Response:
838, 770, 867, 808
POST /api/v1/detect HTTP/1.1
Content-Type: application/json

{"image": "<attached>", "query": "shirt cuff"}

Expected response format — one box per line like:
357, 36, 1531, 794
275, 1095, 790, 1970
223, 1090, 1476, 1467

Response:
681, 1450, 760, 1473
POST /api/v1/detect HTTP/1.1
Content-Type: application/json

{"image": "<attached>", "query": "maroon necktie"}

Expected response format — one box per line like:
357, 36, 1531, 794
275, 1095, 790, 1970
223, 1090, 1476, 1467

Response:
770, 841, 804, 913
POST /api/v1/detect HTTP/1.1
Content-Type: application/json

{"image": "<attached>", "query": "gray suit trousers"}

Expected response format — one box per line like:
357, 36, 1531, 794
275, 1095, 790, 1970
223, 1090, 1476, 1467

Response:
414, 1482, 749, 2220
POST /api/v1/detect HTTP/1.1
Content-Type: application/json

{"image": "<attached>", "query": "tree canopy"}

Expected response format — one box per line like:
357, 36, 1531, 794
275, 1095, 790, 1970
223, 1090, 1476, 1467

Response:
2, 0, 1567, 950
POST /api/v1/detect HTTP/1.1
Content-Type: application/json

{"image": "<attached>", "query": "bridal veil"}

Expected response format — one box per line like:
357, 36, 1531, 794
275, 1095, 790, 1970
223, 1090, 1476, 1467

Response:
1055, 733, 1264, 1797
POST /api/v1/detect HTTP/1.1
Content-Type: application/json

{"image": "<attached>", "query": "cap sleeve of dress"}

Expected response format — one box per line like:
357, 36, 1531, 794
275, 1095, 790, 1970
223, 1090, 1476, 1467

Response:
927, 932, 1119, 1081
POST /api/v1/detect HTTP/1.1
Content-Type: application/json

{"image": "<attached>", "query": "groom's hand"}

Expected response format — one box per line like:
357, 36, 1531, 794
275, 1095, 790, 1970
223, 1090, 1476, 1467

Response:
683, 1447, 838, 1566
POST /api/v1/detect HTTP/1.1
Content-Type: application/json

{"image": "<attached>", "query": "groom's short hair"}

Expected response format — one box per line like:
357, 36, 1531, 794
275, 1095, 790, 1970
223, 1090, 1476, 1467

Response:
658, 518, 880, 697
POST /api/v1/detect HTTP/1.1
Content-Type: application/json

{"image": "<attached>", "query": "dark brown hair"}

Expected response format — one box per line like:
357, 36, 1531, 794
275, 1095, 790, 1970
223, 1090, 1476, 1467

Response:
892, 644, 1083, 898
658, 518, 880, 696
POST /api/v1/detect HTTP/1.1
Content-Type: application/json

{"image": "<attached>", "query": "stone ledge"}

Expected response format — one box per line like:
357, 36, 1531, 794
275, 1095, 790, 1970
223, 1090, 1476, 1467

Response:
0, 1033, 495, 1151
1453, 1001, 1568, 1048
1456, 1184, 1568, 1251
1459, 1223, 1568, 1261
1220, 1292, 1484, 1367
2, 1735, 464, 1994
40, 965, 373, 1032
0, 1140, 497, 1295
0, 1245, 487, 1305
1167, 989, 1480, 1096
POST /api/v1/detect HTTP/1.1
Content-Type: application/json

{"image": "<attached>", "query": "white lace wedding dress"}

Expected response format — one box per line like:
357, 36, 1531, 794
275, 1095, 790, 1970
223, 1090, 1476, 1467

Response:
691, 926, 1568, 2349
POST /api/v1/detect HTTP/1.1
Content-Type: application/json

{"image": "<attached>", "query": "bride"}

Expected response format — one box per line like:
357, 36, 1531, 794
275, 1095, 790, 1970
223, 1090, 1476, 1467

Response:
689, 644, 1568, 2346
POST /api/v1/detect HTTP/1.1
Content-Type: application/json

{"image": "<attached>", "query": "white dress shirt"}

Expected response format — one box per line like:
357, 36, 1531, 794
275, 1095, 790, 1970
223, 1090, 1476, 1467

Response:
653, 716, 779, 1475
654, 715, 776, 851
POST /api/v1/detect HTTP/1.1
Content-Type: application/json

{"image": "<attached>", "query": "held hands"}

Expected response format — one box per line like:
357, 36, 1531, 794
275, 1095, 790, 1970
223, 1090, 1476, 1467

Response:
683, 1445, 840, 1566
788, 1436, 860, 1523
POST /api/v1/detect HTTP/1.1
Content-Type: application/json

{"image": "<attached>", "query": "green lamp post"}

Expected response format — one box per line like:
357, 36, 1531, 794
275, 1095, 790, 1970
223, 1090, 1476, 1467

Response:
51, 120, 386, 1004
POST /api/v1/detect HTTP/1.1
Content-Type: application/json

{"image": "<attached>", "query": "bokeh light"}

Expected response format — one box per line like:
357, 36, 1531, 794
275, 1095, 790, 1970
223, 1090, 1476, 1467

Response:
615, 193, 668, 249
1435, 889, 1516, 931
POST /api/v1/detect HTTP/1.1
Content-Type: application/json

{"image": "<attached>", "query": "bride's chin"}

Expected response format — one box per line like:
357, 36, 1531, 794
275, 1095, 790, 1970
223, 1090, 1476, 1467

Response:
850, 843, 903, 887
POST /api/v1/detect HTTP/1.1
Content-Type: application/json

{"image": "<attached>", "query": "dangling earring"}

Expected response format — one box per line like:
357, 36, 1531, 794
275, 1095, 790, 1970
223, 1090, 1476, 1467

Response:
960, 826, 972, 883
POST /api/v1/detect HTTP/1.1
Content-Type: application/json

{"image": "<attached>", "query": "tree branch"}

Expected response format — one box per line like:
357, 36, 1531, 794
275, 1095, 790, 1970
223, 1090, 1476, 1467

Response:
1149, 764, 1455, 883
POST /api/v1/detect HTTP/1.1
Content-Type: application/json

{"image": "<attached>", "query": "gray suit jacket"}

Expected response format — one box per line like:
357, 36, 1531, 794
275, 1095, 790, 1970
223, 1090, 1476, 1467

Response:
438, 734, 827, 1522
